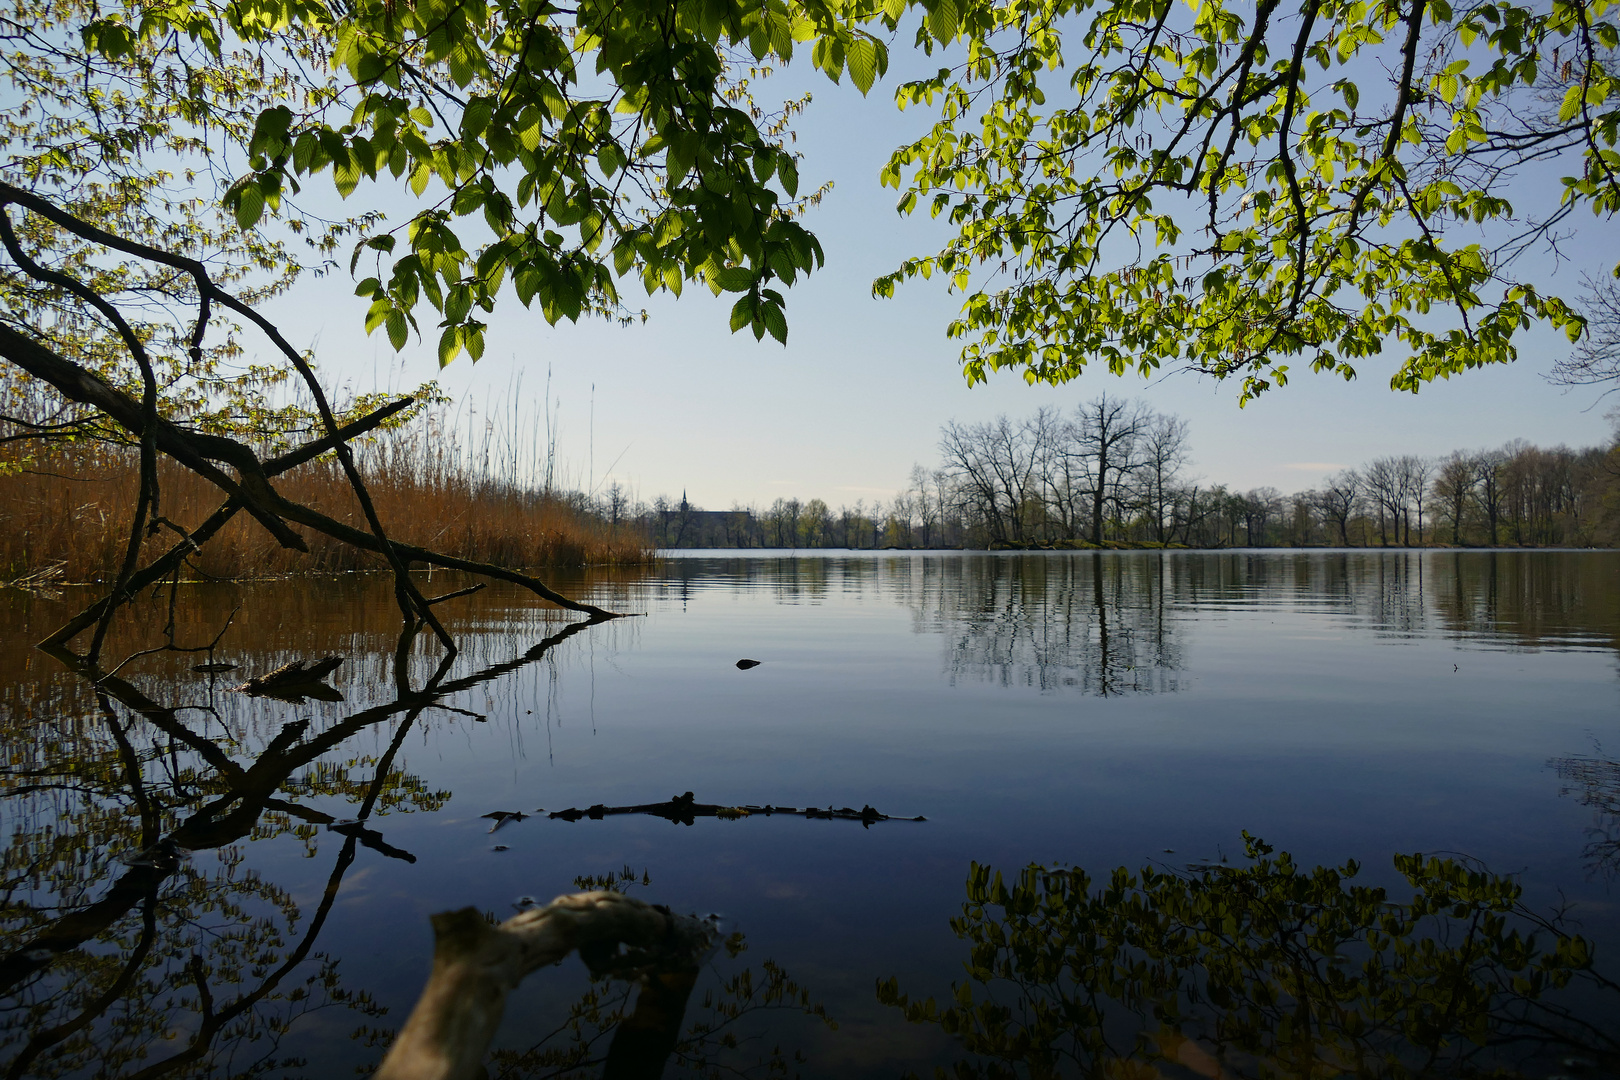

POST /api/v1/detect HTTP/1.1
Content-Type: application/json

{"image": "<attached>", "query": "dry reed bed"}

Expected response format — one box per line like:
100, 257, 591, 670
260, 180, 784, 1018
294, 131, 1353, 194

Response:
0, 440, 651, 583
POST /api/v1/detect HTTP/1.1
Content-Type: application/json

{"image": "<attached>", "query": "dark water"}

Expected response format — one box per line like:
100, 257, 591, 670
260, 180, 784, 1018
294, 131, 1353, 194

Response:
3, 550, 1619, 1078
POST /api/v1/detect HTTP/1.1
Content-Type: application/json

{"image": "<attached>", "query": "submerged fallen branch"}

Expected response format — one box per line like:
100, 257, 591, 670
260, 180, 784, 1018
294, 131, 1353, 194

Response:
375, 891, 722, 1080
546, 791, 927, 828
236, 657, 345, 701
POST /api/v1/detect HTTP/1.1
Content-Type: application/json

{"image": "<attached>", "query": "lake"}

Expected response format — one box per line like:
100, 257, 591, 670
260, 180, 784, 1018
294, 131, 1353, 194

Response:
3, 550, 1618, 1078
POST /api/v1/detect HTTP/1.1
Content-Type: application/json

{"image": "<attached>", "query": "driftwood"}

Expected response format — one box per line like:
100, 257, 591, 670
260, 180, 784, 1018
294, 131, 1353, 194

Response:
235, 657, 345, 701
375, 891, 721, 1080
546, 791, 926, 827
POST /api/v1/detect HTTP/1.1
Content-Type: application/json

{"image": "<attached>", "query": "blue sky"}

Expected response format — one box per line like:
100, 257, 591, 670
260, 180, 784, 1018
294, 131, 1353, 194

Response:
258, 43, 1620, 512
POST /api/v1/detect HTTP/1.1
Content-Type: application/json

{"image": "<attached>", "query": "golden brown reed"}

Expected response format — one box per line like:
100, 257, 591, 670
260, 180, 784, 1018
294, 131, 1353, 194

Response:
0, 436, 652, 583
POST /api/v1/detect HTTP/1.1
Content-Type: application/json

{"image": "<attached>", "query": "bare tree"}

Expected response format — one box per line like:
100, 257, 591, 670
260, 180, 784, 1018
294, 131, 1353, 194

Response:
1240, 488, 1283, 546
907, 464, 939, 547
1551, 274, 1620, 390
1068, 394, 1148, 545
1033, 411, 1089, 541
1363, 458, 1405, 546
938, 414, 1046, 544
1134, 413, 1191, 543
1432, 452, 1477, 545
1475, 448, 1509, 546
1315, 470, 1361, 546
1283, 492, 1317, 546
886, 492, 916, 547
601, 481, 629, 533
1394, 456, 1433, 545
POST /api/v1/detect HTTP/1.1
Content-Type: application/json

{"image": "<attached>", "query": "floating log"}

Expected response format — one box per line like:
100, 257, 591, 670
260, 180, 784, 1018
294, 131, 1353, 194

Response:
235, 657, 344, 700
547, 791, 925, 828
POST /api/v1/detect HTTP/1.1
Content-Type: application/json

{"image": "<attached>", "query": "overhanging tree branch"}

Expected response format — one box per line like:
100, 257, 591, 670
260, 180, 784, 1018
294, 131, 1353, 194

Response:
0, 190, 622, 652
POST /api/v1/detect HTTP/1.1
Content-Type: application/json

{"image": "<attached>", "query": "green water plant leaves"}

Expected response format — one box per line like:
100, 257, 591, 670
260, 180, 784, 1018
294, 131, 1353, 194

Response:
881, 833, 1619, 1076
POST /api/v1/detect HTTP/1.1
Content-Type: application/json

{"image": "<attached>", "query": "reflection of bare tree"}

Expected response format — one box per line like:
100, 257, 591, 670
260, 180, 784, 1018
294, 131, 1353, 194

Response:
0, 613, 604, 1078
1432, 551, 1620, 652
1552, 751, 1620, 881
885, 549, 1620, 694
899, 554, 1185, 696
643, 555, 836, 609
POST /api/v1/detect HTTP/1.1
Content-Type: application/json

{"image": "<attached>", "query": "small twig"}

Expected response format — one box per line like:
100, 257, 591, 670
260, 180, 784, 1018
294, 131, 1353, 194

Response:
100, 606, 239, 680
425, 582, 486, 606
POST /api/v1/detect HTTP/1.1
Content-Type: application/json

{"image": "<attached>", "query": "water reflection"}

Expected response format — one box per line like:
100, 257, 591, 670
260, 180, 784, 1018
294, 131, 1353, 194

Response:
0, 579, 836, 1079
1552, 750, 1620, 881
489, 874, 833, 1080
0, 608, 600, 1077
643, 550, 1620, 696
2, 552, 1620, 1077
880, 837, 1620, 1079
902, 555, 1185, 695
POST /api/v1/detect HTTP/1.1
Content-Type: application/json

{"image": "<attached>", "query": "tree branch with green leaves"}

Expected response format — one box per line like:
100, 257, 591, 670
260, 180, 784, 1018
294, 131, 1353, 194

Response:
875, 0, 1617, 401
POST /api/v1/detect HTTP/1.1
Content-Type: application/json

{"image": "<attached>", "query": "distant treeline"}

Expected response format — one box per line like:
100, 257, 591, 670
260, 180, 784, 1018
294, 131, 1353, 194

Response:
617, 395, 1620, 550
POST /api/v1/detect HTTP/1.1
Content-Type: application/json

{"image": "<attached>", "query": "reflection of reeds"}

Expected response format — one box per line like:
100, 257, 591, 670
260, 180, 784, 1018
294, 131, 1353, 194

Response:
0, 424, 651, 582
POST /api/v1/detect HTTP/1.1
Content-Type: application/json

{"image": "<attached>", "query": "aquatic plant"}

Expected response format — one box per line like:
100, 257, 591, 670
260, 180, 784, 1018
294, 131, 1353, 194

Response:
879, 833, 1620, 1078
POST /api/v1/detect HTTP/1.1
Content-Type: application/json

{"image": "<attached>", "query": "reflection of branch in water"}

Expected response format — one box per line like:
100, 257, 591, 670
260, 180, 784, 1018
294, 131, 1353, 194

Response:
545, 791, 926, 827
1552, 752, 1620, 881
0, 614, 609, 1076
484, 877, 833, 1080
488, 946, 834, 1080
880, 834, 1620, 1079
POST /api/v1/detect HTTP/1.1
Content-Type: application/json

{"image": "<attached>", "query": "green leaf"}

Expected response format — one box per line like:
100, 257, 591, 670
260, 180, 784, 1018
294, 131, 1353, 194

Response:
334, 152, 361, 197
385, 309, 409, 350
761, 299, 788, 344
438, 326, 462, 366
729, 294, 754, 332
233, 182, 265, 229
849, 37, 881, 95
613, 241, 636, 276
711, 266, 756, 292
409, 163, 431, 196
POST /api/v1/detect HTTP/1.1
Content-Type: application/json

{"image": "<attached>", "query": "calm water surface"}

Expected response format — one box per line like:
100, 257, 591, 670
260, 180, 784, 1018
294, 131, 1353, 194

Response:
3, 550, 1619, 1077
